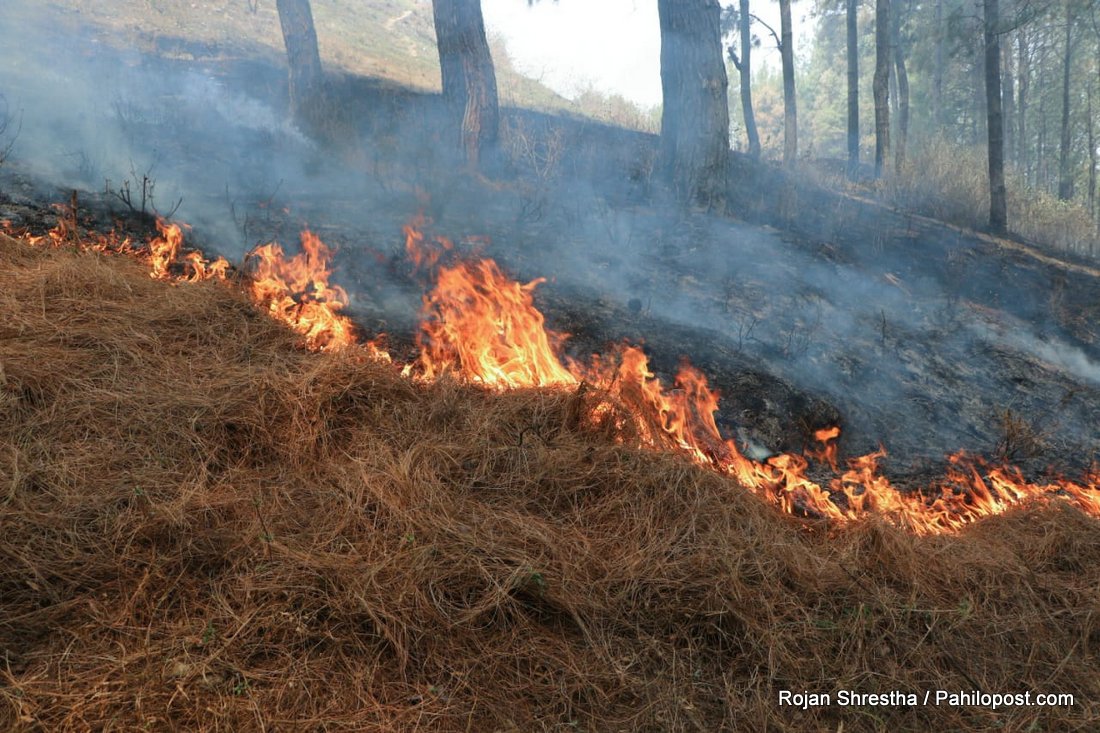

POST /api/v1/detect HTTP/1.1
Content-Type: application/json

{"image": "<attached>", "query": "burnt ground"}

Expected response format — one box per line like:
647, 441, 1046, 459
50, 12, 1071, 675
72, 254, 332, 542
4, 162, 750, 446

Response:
1, 22, 1098, 485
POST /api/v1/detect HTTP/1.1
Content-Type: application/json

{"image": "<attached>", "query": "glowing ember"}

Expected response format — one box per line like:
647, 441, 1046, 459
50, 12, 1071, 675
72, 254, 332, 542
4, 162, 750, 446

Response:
246, 230, 357, 351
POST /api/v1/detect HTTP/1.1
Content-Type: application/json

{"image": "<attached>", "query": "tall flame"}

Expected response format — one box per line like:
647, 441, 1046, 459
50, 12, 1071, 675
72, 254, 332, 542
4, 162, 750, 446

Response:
414, 259, 575, 387
246, 230, 356, 351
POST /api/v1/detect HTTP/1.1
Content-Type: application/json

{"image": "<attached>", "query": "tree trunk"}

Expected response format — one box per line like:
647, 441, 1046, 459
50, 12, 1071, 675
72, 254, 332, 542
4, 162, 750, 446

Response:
874, 0, 890, 177
984, 0, 1007, 234
932, 0, 944, 129
275, 0, 324, 122
739, 0, 761, 158
972, 52, 987, 145
847, 0, 860, 176
892, 8, 909, 174
657, 0, 730, 207
1057, 1, 1074, 201
1001, 36, 1015, 169
1088, 88, 1096, 223
1017, 29, 1029, 182
432, 0, 500, 170
779, 0, 797, 168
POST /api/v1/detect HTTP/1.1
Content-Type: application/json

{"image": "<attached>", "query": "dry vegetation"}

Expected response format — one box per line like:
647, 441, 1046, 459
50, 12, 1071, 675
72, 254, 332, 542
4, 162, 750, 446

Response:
1, 231, 1099, 731
872, 141, 1100, 258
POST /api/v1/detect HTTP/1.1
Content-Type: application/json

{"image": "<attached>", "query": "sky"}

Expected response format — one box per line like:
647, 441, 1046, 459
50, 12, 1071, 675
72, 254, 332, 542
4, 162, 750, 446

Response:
480, 0, 816, 110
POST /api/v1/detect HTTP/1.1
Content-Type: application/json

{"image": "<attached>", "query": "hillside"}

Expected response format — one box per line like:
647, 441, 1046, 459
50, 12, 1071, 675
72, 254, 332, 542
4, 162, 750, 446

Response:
2, 230, 1099, 731
34, 0, 574, 113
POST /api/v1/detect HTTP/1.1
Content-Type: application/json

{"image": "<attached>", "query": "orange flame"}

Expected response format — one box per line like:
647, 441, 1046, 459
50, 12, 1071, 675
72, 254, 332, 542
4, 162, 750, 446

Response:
414, 258, 574, 387
401, 221, 1099, 534
148, 219, 229, 282
19, 213, 1097, 534
246, 230, 356, 351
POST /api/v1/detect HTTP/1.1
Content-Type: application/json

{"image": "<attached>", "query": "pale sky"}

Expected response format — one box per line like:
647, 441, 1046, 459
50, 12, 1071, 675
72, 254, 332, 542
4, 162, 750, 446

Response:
480, 0, 816, 110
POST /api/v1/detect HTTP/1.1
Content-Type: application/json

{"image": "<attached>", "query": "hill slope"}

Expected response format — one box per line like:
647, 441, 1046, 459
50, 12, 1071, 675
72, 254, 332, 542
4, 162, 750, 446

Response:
2, 232, 1099, 731
31, 0, 573, 113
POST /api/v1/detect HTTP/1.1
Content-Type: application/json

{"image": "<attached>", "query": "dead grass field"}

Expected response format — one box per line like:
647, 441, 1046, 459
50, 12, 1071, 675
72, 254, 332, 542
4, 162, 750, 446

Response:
1, 232, 1099, 731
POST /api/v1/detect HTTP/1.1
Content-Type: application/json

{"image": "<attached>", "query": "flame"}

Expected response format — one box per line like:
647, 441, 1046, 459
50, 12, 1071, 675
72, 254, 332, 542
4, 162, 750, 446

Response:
246, 230, 356, 351
413, 258, 575, 387
399, 221, 1099, 534
148, 220, 183, 279
15, 212, 1098, 534
807, 426, 841, 471
148, 219, 228, 282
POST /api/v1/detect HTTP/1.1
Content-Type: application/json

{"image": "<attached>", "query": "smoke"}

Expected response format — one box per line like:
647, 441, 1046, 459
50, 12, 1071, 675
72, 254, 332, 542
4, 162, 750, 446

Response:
1, 1, 1096, 469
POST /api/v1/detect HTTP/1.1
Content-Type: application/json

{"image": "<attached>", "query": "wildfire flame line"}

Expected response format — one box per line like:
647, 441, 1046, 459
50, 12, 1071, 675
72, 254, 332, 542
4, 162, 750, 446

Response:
19, 216, 1099, 535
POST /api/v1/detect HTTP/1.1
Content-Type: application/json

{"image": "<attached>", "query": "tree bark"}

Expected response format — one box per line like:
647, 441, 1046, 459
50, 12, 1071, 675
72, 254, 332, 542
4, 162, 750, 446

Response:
847, 0, 860, 176
657, 0, 730, 207
779, 0, 797, 168
1002, 31, 1015, 167
1017, 29, 1029, 182
275, 0, 324, 123
984, 0, 1007, 234
432, 0, 500, 170
1057, 1, 1075, 201
892, 7, 909, 173
1088, 87, 1096, 223
738, 0, 761, 158
932, 0, 944, 128
874, 0, 890, 177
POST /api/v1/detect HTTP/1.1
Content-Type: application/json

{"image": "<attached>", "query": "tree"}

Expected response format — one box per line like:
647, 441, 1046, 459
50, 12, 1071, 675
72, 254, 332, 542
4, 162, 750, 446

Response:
874, 0, 890, 177
892, 4, 909, 172
847, 0, 860, 176
778, 0, 798, 167
432, 0, 500, 169
1057, 0, 1075, 200
657, 0, 731, 207
275, 0, 324, 123
726, 1, 762, 158
984, 0, 1008, 233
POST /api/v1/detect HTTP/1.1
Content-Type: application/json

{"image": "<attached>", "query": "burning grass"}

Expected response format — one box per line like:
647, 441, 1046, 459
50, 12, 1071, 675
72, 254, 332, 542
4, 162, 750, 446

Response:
2, 232, 1100, 731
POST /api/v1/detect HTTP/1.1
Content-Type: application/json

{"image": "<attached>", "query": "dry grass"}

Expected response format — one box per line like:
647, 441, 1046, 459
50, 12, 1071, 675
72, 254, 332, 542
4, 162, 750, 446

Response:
875, 141, 1100, 258
1, 232, 1099, 731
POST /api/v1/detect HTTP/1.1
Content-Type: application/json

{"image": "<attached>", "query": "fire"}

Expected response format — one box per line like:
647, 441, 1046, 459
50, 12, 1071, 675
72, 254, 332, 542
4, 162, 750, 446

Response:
399, 220, 1099, 534
17, 211, 1099, 534
245, 230, 357, 351
148, 219, 229, 282
148, 219, 182, 279
414, 258, 575, 387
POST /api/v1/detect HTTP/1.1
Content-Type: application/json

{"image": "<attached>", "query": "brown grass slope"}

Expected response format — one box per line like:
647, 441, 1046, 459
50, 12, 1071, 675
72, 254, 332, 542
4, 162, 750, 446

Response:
0, 232, 1099, 732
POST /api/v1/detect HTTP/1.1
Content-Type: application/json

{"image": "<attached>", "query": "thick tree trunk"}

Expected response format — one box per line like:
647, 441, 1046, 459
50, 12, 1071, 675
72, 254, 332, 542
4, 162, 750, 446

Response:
846, 0, 859, 176
892, 8, 909, 174
657, 0, 730, 207
432, 0, 500, 170
984, 0, 1007, 234
779, 0, 797, 168
873, 0, 890, 177
739, 0, 761, 158
1057, 2, 1074, 201
275, 0, 324, 122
